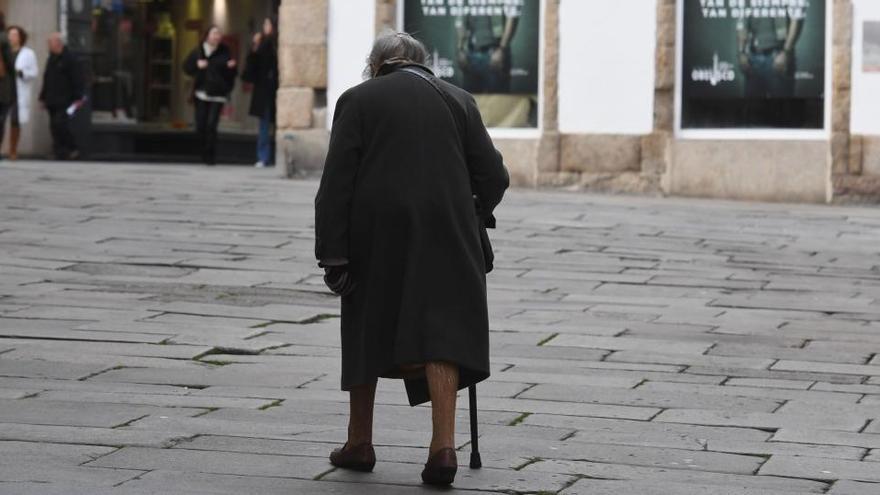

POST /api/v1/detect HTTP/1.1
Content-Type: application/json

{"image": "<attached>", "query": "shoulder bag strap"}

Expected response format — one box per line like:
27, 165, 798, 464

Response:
398, 67, 496, 230
399, 67, 467, 148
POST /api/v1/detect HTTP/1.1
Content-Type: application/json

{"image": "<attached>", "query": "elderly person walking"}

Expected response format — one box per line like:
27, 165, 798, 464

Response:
314, 32, 509, 486
6, 25, 38, 160
39, 33, 85, 161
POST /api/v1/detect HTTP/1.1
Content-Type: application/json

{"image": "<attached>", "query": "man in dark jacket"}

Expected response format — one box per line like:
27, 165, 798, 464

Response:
39, 33, 85, 160
0, 12, 15, 158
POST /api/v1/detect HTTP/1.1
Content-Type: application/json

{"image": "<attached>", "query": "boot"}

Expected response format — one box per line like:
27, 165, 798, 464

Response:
329, 442, 376, 472
421, 448, 457, 486
9, 126, 19, 160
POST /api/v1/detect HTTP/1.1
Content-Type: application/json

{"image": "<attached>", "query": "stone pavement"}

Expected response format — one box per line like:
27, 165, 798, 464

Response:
1, 161, 880, 494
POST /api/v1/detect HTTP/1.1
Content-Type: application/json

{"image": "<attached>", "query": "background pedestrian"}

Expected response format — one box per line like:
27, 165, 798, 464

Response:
242, 17, 278, 168
38, 33, 84, 161
183, 25, 237, 166
6, 25, 38, 161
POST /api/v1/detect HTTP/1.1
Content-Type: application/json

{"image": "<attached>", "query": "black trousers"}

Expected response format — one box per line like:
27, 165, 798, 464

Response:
195, 99, 223, 165
47, 105, 78, 158
0, 102, 10, 152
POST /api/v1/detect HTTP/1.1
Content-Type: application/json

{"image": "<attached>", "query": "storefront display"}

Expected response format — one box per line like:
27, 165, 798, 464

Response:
679, 0, 827, 130
402, 0, 541, 128
85, 0, 275, 128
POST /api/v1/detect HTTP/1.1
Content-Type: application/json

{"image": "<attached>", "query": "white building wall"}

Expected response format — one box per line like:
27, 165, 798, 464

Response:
851, 0, 880, 135
558, 0, 657, 134
326, 0, 376, 129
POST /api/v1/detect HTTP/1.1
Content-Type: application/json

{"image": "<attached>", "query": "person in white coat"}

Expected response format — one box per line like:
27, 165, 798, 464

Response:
7, 26, 38, 160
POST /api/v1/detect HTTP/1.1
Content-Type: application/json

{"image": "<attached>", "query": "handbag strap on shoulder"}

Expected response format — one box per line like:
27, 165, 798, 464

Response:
399, 67, 467, 147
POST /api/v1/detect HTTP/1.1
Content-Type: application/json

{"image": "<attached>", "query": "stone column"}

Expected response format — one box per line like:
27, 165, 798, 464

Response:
536, 0, 561, 185
376, 0, 397, 34
276, 0, 330, 177
643, 0, 675, 193
832, 0, 880, 201
831, 0, 853, 194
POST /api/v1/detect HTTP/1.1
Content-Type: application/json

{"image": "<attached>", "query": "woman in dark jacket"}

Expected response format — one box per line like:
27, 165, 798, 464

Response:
183, 25, 237, 165
242, 17, 277, 168
314, 32, 509, 486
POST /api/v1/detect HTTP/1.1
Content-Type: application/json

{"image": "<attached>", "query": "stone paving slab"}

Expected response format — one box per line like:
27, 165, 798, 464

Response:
758, 456, 880, 482
4, 161, 880, 493
0, 398, 205, 427
560, 479, 819, 495
828, 480, 880, 494
519, 383, 782, 412
321, 460, 576, 493
523, 459, 828, 493
654, 407, 870, 432
0, 422, 193, 448
85, 446, 332, 479
771, 429, 880, 449
121, 470, 469, 495
640, 381, 863, 404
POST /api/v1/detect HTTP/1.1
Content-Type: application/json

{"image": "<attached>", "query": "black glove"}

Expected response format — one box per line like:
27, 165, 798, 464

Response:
323, 265, 355, 297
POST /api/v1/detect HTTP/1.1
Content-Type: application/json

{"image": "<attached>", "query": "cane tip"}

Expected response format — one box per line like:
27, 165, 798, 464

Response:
469, 452, 482, 469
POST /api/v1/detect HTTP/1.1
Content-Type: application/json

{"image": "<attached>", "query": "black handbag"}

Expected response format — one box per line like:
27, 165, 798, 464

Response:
400, 67, 495, 274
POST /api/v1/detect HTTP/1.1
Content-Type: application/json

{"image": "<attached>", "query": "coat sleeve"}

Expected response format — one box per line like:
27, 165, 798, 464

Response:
314, 89, 362, 265
463, 94, 509, 220
18, 49, 38, 80
182, 49, 199, 77
241, 51, 258, 83
0, 41, 11, 78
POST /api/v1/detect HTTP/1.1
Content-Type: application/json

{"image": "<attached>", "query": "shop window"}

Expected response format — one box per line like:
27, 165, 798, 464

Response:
402, 0, 542, 130
677, 0, 828, 133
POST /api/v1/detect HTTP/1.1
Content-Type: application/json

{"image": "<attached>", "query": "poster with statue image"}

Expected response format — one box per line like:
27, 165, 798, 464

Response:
680, 0, 826, 129
403, 0, 541, 128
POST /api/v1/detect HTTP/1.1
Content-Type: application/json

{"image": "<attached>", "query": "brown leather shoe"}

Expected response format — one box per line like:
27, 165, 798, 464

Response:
421, 448, 457, 486
329, 442, 376, 472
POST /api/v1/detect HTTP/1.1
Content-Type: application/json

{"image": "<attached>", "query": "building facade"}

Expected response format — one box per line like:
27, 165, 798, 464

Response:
2, 0, 278, 162
277, 0, 880, 203
2, 1, 877, 203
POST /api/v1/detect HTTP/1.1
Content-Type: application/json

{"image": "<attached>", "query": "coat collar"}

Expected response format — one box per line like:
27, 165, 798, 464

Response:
376, 61, 435, 78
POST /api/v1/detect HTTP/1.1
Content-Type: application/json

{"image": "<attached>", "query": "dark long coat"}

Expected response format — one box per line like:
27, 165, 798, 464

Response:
242, 39, 278, 118
0, 33, 13, 106
39, 47, 85, 108
314, 63, 509, 406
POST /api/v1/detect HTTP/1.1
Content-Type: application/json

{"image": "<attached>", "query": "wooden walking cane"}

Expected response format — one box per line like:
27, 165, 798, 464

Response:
468, 384, 482, 469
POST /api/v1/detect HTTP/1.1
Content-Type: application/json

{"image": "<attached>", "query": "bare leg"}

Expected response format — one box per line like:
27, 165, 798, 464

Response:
425, 361, 459, 455
347, 379, 377, 446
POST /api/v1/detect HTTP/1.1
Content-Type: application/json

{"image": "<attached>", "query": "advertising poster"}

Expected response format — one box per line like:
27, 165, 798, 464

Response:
680, 0, 826, 130
403, 0, 541, 128
863, 21, 880, 72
